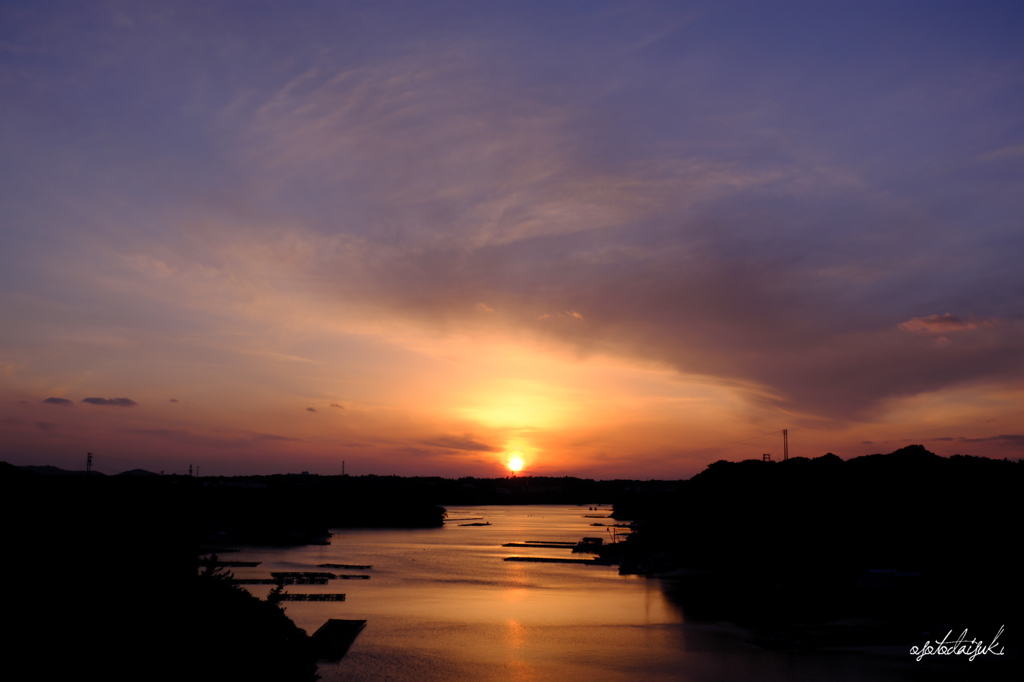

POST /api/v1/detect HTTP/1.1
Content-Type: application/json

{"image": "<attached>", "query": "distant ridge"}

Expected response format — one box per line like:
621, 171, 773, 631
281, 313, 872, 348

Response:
117, 468, 160, 477
17, 464, 99, 476
12, 464, 159, 476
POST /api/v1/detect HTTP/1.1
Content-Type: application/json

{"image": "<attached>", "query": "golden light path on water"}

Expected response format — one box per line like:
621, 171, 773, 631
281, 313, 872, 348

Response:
223, 505, 915, 681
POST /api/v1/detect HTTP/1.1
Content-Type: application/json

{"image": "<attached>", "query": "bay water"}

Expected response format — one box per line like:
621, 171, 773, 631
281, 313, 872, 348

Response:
225, 505, 935, 681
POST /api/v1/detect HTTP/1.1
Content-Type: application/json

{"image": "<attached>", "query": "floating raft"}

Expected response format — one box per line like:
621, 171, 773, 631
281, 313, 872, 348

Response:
504, 556, 611, 565
503, 542, 577, 549
272, 571, 337, 580
311, 619, 367, 662
318, 563, 373, 570
233, 578, 328, 585
276, 593, 346, 601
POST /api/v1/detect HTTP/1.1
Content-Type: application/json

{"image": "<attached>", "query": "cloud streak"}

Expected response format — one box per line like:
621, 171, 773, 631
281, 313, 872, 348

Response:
81, 397, 139, 407
898, 314, 995, 334
942, 434, 1024, 447
119, 428, 300, 449
421, 435, 501, 454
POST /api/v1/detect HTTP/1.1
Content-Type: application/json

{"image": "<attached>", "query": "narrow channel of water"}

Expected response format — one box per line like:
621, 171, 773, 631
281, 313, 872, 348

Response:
224, 505, 950, 681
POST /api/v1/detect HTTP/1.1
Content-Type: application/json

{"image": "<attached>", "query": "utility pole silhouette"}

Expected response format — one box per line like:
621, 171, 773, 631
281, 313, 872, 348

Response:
86, 452, 93, 475
783, 429, 789, 460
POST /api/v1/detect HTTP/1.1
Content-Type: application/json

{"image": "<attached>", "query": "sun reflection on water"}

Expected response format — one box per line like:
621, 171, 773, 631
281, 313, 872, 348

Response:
504, 619, 538, 682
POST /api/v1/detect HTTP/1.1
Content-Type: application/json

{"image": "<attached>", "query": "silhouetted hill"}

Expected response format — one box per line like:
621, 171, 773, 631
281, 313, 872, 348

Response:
117, 467, 161, 476
197, 474, 447, 544
17, 463, 99, 475
613, 446, 1022, 644
2, 467, 317, 682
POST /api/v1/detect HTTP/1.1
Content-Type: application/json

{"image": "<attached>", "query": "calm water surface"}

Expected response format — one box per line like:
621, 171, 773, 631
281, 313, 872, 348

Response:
226, 505, 942, 681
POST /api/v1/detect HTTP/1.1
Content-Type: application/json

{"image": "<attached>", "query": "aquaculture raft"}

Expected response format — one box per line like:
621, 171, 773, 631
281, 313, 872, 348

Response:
502, 536, 616, 565
311, 619, 367, 661
232, 578, 328, 585
503, 556, 611, 565
318, 563, 373, 570
503, 542, 577, 549
275, 593, 346, 601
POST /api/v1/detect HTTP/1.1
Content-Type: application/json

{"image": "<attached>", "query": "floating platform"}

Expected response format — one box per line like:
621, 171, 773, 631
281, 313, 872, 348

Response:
234, 572, 367, 584
275, 593, 346, 601
232, 578, 328, 585
504, 556, 610, 565
311, 619, 367, 662
318, 563, 372, 570
272, 571, 337, 579
503, 542, 578, 549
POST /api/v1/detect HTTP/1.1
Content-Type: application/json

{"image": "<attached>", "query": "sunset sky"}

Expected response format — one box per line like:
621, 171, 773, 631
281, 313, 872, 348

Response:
2, 1, 1023, 478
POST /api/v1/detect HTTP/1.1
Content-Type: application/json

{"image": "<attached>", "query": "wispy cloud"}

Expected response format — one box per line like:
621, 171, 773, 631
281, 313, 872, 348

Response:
898, 313, 994, 334
119, 428, 300, 448
977, 142, 1024, 162
421, 434, 501, 453
81, 397, 138, 407
945, 434, 1024, 447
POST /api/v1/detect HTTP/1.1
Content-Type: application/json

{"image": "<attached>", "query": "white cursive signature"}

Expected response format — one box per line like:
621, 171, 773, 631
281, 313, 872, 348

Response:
909, 625, 1005, 662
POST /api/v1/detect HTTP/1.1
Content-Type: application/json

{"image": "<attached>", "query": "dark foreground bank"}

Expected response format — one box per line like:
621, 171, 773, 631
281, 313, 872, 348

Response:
1, 465, 453, 681
609, 445, 1023, 677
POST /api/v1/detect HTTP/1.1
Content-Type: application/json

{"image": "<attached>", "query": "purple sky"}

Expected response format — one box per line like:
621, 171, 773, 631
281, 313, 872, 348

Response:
2, 1, 1023, 477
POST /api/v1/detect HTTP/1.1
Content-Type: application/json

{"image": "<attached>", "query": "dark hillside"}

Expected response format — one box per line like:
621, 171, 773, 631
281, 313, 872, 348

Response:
2, 467, 318, 682
614, 446, 1021, 637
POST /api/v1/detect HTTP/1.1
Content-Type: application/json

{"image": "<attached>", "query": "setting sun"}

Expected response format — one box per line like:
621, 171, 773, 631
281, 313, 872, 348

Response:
507, 454, 524, 473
